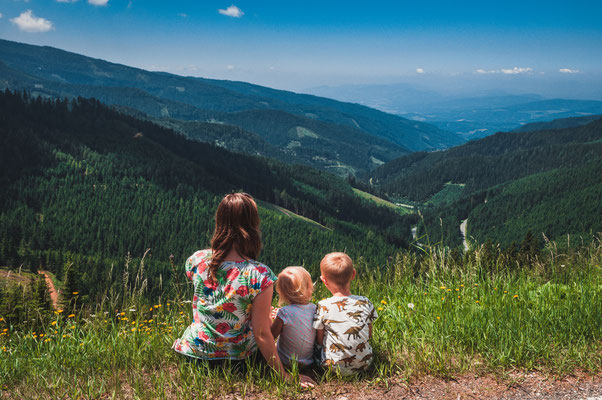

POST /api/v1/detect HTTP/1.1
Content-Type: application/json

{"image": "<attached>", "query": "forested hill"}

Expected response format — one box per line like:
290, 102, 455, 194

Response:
0, 39, 463, 175
0, 90, 415, 300
368, 118, 602, 247
513, 114, 602, 133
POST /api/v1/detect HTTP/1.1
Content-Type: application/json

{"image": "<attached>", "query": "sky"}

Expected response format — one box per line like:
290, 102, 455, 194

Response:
1, 0, 601, 96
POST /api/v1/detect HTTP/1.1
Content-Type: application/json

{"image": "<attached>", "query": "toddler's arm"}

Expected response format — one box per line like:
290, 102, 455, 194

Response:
316, 328, 324, 346
270, 316, 283, 340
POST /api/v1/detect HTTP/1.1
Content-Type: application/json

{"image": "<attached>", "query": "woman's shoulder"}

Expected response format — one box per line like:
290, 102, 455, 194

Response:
185, 249, 212, 275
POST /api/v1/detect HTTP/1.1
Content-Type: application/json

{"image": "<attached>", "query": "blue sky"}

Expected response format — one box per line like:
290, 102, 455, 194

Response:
1, 0, 601, 95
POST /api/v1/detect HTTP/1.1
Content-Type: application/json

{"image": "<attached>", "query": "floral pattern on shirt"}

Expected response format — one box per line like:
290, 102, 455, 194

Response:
172, 249, 277, 360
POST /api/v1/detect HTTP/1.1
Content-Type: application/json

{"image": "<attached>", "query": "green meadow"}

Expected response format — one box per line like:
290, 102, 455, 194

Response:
1, 239, 600, 399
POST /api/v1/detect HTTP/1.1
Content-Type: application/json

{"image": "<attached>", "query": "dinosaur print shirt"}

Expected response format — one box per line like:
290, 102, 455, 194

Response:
313, 295, 377, 374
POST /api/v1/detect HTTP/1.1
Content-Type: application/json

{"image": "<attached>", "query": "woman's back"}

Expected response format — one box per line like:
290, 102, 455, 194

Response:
172, 249, 276, 359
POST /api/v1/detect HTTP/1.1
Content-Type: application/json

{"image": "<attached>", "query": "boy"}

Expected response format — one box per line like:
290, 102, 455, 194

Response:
313, 252, 377, 374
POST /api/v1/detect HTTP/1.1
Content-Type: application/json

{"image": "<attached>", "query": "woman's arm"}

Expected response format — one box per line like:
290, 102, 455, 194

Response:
252, 285, 315, 387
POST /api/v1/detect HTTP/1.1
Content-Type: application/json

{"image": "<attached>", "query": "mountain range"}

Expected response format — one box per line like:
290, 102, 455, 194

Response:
0, 39, 464, 176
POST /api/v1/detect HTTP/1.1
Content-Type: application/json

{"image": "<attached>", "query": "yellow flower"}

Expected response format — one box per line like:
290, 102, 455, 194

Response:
68, 314, 75, 318
377, 307, 384, 311
44, 338, 51, 342
2, 329, 8, 333
493, 288, 497, 290
441, 297, 445, 301
475, 300, 480, 304
120, 312, 126, 316
458, 296, 461, 299
154, 305, 160, 309
62, 335, 68, 338
436, 316, 441, 320
216, 305, 224, 312
381, 300, 387, 305
460, 284, 464, 288
504, 290, 508, 294
57, 309, 64, 314
121, 317, 128, 321
70, 325, 75, 329
149, 307, 153, 312
131, 321, 136, 325
80, 343, 84, 346
447, 289, 451, 292
234, 323, 241, 330
72, 292, 79, 295
51, 321, 57, 326
513, 294, 519, 299
440, 286, 446, 290
423, 292, 427, 295
0, 317, 3, 322
131, 328, 136, 332
455, 288, 459, 291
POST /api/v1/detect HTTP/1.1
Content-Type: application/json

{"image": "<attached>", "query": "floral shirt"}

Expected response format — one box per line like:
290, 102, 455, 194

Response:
172, 249, 277, 360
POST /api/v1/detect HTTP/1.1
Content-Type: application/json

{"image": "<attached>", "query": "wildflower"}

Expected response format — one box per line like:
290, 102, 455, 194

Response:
455, 288, 459, 291
51, 321, 57, 326
494, 288, 497, 291
460, 284, 464, 288
149, 307, 153, 311
513, 294, 519, 299
148, 319, 153, 323
441, 297, 445, 301
68, 314, 75, 318
62, 335, 68, 338
44, 338, 51, 342
423, 292, 427, 295
72, 292, 79, 295
129, 308, 136, 312
436, 316, 441, 320
70, 325, 75, 329
131, 321, 136, 325
120, 312, 126, 316
131, 328, 136, 332
80, 343, 84, 346
475, 300, 480, 304
377, 307, 384, 311
179, 311, 184, 315
381, 300, 387, 305
447, 289, 451, 292
504, 290, 508, 294
121, 317, 128, 321
407, 303, 415, 310
0, 317, 3, 322
2, 329, 7, 333
57, 309, 64, 314
154, 305, 160, 309
474, 284, 478, 287
440, 286, 446, 290
458, 296, 461, 299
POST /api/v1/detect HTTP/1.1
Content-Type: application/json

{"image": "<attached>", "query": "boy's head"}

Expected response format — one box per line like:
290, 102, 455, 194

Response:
276, 266, 313, 306
320, 252, 355, 289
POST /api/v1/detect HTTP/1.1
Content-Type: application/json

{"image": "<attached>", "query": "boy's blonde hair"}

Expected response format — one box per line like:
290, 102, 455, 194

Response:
320, 252, 354, 286
276, 266, 313, 306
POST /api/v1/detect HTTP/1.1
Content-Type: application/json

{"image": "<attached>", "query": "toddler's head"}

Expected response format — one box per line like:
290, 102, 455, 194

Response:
320, 252, 355, 291
276, 266, 313, 306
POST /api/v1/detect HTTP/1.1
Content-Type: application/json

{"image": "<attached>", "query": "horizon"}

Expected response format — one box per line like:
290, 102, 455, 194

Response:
1, 1, 601, 99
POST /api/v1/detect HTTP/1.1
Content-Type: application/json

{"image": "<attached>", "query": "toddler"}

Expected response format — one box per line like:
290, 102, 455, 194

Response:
270, 266, 317, 367
313, 252, 377, 374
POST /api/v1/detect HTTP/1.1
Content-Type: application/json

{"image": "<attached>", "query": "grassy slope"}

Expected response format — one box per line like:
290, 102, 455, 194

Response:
352, 188, 412, 215
1, 244, 600, 398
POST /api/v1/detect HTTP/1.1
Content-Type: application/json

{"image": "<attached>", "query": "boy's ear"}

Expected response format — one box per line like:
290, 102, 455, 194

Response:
320, 275, 328, 285
351, 268, 356, 280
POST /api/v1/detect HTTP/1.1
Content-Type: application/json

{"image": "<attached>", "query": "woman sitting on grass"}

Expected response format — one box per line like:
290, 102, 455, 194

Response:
172, 192, 314, 387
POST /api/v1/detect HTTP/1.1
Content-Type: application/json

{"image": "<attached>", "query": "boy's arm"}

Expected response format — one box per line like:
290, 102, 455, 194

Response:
270, 316, 284, 340
316, 328, 324, 346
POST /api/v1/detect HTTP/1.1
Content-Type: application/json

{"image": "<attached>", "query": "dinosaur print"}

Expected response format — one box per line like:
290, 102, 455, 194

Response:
344, 325, 363, 340
323, 319, 345, 324
347, 310, 363, 322
340, 354, 356, 367
360, 353, 373, 363
329, 343, 352, 352
356, 342, 366, 352
324, 325, 340, 339
333, 298, 348, 311
319, 305, 329, 313
354, 299, 370, 307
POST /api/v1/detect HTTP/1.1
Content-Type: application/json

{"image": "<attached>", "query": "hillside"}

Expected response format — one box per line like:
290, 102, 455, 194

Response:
513, 113, 602, 133
0, 39, 463, 174
369, 118, 602, 246
0, 90, 416, 301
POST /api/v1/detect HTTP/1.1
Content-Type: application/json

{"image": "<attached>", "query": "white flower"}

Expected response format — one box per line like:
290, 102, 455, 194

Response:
407, 303, 415, 310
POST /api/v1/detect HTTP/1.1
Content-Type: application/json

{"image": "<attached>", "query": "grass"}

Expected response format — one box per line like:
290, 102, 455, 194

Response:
426, 182, 466, 206
1, 241, 601, 398
352, 188, 412, 214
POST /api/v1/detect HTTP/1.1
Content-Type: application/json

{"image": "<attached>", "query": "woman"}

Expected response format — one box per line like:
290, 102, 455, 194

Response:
173, 192, 314, 386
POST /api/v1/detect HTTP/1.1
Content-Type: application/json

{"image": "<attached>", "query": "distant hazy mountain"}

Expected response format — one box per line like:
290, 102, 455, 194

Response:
513, 114, 602, 133
0, 39, 463, 176
306, 82, 602, 140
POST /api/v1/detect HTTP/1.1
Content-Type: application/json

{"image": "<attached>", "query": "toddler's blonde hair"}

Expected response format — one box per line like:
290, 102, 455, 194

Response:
276, 266, 313, 306
320, 252, 354, 286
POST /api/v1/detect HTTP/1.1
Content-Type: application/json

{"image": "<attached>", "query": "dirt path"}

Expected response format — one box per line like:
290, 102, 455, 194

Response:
460, 219, 469, 251
38, 270, 59, 309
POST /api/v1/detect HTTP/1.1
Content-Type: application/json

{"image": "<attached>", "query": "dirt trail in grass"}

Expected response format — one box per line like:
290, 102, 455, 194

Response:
38, 270, 59, 309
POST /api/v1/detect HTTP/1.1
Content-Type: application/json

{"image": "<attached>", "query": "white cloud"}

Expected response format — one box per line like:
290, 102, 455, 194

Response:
501, 67, 532, 74
559, 68, 580, 74
226, 65, 235, 70
476, 67, 533, 75
10, 10, 54, 33
177, 13, 188, 17
56, 0, 79, 3
0, 13, 3, 19
218, 5, 244, 18
88, 0, 109, 6
416, 68, 425, 74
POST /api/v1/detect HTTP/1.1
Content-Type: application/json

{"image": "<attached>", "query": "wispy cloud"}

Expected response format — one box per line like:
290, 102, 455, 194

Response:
476, 67, 533, 75
218, 5, 244, 18
177, 13, 187, 18
416, 68, 425, 74
88, 0, 109, 6
10, 10, 54, 32
226, 65, 235, 70
559, 68, 580, 74
56, 0, 79, 3
0, 13, 3, 19
501, 67, 532, 74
